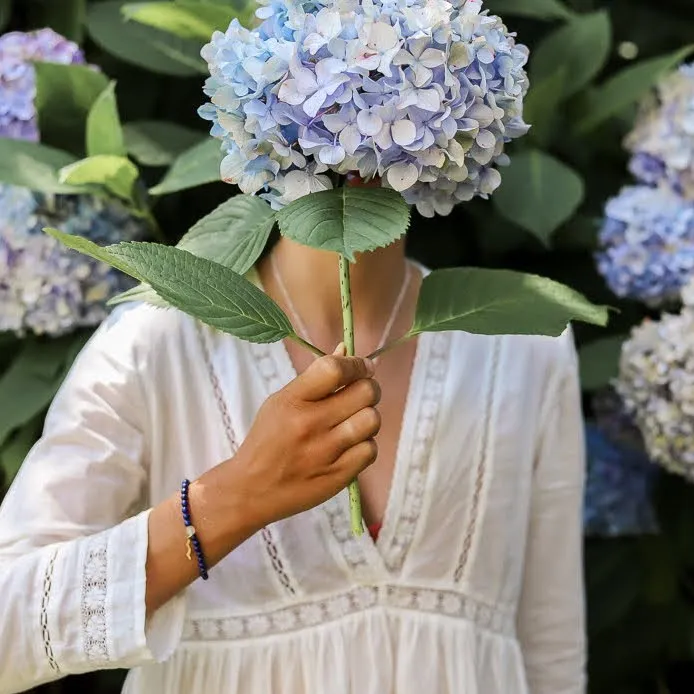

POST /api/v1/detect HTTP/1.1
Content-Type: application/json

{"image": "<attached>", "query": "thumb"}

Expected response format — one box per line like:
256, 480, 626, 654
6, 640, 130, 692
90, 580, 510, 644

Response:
333, 342, 346, 356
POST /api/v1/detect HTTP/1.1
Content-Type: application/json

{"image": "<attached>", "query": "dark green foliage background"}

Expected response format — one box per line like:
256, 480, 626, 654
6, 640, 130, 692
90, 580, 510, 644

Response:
2, 0, 694, 692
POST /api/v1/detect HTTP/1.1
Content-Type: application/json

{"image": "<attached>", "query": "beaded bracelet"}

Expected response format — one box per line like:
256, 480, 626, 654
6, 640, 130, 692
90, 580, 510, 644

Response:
180, 479, 209, 580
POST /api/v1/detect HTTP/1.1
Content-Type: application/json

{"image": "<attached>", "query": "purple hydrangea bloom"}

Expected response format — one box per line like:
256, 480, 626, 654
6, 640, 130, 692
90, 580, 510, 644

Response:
625, 63, 694, 199
198, 0, 529, 217
596, 185, 694, 305
0, 185, 145, 336
0, 28, 85, 142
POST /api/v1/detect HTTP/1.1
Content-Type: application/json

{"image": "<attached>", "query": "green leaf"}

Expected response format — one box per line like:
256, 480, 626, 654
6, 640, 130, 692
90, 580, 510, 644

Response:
524, 66, 566, 147
111, 195, 275, 308
123, 1, 252, 41
276, 187, 410, 261
1, 417, 44, 488
531, 11, 611, 99
87, 0, 207, 77
107, 282, 172, 308
409, 267, 609, 338
0, 138, 81, 194
123, 120, 205, 167
59, 155, 139, 201
34, 62, 110, 157
484, 0, 574, 21
576, 45, 694, 134
493, 149, 584, 244
578, 334, 626, 390
45, 231, 295, 343
150, 137, 223, 195
86, 82, 127, 158
0, 335, 87, 448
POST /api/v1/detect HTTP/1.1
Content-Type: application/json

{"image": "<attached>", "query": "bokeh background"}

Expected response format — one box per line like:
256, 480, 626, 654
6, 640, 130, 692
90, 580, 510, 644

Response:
2, 0, 694, 692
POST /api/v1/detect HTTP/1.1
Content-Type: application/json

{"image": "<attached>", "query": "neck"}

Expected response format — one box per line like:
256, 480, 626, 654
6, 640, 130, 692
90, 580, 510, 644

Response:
259, 237, 410, 353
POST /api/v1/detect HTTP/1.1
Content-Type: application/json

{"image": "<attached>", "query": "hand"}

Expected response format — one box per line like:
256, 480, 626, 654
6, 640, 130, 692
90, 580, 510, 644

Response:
229, 345, 381, 530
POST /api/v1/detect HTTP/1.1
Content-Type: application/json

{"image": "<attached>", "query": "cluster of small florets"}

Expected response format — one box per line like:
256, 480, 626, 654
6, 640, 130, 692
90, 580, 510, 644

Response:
626, 63, 694, 199
0, 186, 143, 336
616, 292, 694, 483
198, 0, 529, 217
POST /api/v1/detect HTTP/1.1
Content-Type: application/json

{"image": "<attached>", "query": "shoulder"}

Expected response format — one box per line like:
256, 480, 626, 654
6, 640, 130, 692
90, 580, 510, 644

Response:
75, 302, 206, 378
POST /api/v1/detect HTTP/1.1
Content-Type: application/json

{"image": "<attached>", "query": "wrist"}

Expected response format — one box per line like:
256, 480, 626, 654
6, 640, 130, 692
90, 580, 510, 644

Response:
190, 461, 264, 558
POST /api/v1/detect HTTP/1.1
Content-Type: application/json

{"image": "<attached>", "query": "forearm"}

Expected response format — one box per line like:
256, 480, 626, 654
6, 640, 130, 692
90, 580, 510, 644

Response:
145, 458, 260, 616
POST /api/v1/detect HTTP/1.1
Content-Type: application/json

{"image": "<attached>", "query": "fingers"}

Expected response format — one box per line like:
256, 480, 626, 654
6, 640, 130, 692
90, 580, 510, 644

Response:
289, 352, 375, 402
332, 439, 378, 480
329, 406, 382, 457
320, 377, 381, 427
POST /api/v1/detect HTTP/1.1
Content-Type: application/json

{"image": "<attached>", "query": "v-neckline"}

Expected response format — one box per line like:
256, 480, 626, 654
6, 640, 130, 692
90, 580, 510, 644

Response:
247, 263, 449, 578
272, 328, 429, 551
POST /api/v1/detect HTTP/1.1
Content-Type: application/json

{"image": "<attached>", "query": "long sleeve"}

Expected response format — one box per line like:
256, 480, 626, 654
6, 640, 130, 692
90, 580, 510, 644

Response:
0, 305, 186, 694
517, 331, 587, 694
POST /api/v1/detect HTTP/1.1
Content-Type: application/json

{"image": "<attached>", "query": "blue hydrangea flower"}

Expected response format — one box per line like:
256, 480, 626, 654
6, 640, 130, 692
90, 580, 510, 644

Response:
0, 28, 85, 141
596, 185, 694, 305
625, 63, 694, 199
199, 0, 529, 217
0, 185, 145, 336
584, 422, 658, 538
617, 306, 694, 483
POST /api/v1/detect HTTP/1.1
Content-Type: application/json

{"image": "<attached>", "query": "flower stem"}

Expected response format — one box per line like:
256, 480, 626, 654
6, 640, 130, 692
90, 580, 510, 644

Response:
366, 332, 413, 361
339, 254, 364, 537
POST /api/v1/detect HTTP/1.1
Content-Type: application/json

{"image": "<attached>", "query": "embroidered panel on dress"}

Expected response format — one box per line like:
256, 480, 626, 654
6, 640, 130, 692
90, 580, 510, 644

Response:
181, 583, 514, 642
40, 548, 60, 672
200, 328, 298, 597
381, 332, 452, 574
81, 534, 109, 663
453, 337, 502, 583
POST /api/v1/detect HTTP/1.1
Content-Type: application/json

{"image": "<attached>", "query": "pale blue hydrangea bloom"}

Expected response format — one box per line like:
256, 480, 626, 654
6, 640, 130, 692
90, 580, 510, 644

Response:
583, 389, 658, 537
617, 304, 694, 483
0, 28, 85, 142
0, 185, 144, 336
596, 185, 694, 305
626, 63, 694, 200
199, 0, 529, 217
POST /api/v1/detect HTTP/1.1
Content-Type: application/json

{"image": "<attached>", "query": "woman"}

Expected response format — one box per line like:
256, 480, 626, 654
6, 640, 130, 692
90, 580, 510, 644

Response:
0, 236, 586, 693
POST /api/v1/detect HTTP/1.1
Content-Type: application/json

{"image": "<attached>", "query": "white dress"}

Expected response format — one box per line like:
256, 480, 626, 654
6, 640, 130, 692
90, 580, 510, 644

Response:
0, 296, 586, 694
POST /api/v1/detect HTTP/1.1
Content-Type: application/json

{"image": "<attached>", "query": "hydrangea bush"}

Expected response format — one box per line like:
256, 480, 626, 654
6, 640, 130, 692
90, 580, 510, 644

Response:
0, 28, 146, 337
596, 185, 694, 305
198, 0, 529, 217
626, 63, 694, 200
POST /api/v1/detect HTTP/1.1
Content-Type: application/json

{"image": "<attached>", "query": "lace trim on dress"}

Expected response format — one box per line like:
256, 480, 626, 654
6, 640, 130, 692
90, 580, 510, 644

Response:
383, 332, 452, 573
181, 584, 514, 642
81, 533, 110, 663
40, 549, 60, 672
199, 327, 298, 597
454, 337, 501, 583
